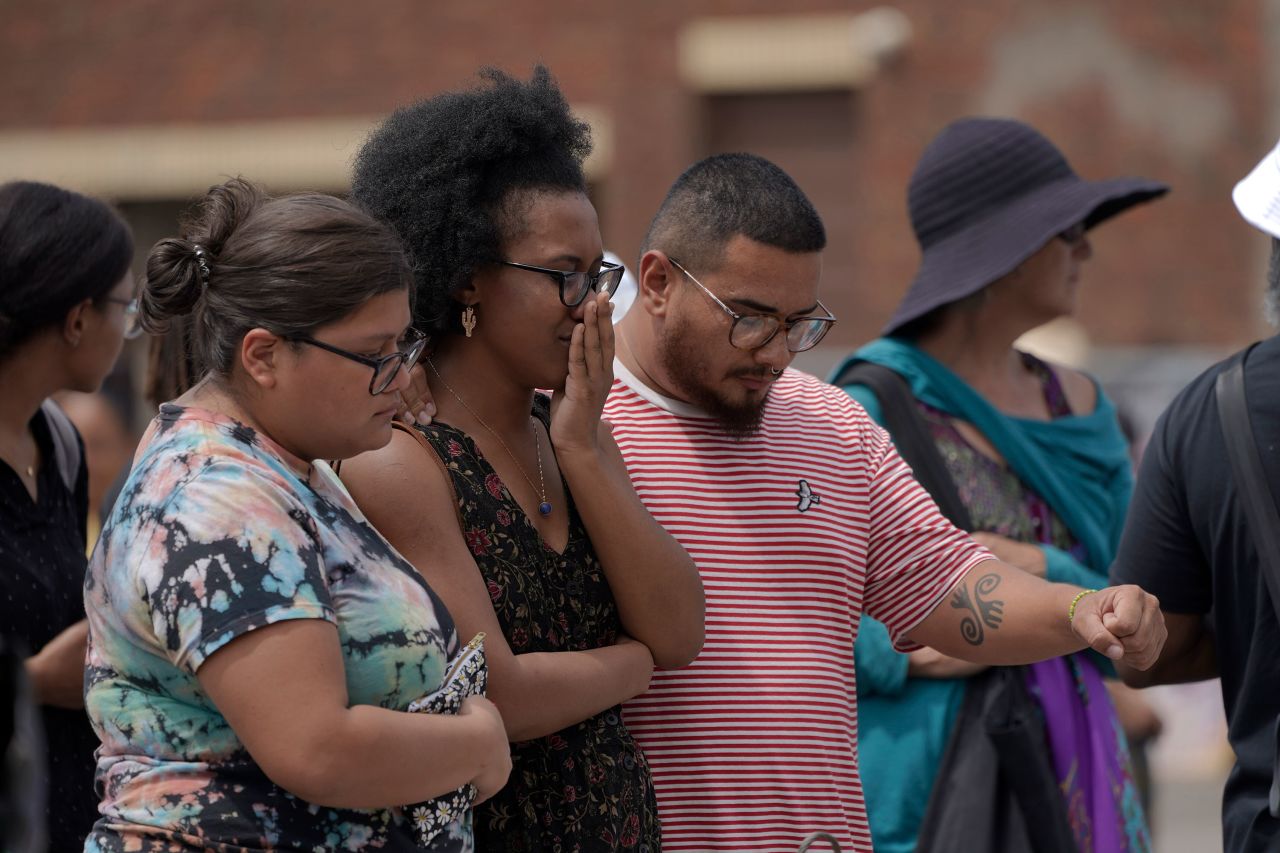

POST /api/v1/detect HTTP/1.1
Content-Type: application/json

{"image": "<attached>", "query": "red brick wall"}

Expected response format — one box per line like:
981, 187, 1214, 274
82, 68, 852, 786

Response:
1, 0, 1269, 346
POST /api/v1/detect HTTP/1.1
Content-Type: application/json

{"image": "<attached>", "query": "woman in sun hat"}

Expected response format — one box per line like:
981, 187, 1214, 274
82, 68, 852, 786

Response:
830, 117, 1167, 852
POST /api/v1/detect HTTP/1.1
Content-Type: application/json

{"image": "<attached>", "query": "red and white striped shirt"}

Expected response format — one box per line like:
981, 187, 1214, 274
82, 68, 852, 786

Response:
604, 363, 991, 853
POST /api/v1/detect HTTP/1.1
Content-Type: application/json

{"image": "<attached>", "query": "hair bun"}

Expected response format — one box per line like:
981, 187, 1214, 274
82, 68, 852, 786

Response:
138, 237, 209, 333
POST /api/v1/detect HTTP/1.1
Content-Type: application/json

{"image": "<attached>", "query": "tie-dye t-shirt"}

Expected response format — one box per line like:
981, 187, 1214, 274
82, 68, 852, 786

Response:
83, 404, 468, 852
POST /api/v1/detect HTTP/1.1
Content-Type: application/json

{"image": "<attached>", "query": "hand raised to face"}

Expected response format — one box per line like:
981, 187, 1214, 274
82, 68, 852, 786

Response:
549, 292, 615, 457
396, 362, 437, 426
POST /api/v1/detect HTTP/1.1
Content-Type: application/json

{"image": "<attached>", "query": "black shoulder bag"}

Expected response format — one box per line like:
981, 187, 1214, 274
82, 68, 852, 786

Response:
833, 361, 1076, 853
1215, 344, 1280, 819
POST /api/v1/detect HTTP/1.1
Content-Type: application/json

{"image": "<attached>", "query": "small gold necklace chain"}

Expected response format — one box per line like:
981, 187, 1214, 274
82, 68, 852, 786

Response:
426, 359, 552, 516
0, 433, 38, 480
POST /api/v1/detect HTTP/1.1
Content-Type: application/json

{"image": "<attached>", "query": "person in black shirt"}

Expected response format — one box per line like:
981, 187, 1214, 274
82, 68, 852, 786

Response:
0, 181, 135, 851
1112, 139, 1280, 851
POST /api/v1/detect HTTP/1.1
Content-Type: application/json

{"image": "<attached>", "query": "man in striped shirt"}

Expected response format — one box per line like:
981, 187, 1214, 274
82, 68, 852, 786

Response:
605, 153, 1167, 852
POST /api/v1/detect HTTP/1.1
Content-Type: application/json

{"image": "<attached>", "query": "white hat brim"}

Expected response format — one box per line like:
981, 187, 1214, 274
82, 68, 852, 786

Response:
1233, 140, 1280, 238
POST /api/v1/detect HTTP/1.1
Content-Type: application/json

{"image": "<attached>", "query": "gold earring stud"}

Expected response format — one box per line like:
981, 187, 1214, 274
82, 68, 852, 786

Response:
461, 305, 477, 338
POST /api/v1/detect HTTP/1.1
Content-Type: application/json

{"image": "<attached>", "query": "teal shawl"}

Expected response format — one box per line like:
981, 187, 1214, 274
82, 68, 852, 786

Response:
830, 337, 1132, 571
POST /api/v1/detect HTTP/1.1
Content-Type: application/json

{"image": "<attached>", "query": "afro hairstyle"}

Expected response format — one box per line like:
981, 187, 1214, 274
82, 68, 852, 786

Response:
351, 66, 592, 336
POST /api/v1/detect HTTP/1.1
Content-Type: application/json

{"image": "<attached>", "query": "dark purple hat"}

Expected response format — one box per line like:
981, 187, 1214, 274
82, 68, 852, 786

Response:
883, 117, 1168, 335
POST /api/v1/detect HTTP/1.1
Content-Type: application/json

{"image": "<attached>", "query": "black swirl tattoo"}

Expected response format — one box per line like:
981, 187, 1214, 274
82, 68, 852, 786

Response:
950, 572, 1005, 646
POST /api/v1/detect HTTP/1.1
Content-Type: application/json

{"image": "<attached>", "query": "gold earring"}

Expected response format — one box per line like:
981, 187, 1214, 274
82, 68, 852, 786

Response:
461, 305, 477, 338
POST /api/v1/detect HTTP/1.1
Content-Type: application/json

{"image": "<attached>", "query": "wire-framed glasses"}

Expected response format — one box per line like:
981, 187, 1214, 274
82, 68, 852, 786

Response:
289, 327, 428, 395
99, 295, 142, 340
500, 260, 626, 307
667, 257, 836, 353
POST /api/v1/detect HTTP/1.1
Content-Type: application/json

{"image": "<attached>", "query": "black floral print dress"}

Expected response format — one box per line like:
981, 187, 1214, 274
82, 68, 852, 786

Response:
417, 397, 660, 853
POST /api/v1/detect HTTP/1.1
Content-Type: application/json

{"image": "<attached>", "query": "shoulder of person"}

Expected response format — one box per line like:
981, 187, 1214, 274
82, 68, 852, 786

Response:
114, 452, 316, 560
1046, 361, 1099, 415
342, 425, 446, 482
790, 369, 882, 426
1147, 345, 1256, 462
778, 371, 896, 463
337, 426, 457, 520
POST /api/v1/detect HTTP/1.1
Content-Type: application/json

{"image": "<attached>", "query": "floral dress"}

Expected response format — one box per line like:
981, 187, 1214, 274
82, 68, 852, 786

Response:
417, 397, 660, 853
83, 404, 469, 852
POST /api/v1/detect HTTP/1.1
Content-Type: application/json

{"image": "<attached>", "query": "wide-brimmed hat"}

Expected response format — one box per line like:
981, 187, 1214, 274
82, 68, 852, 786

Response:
1233, 137, 1280, 238
883, 117, 1168, 335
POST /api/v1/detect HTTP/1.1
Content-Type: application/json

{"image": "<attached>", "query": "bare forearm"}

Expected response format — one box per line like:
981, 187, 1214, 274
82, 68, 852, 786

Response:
493, 642, 651, 742
559, 450, 704, 668
906, 560, 1087, 664
25, 620, 88, 709
287, 704, 500, 809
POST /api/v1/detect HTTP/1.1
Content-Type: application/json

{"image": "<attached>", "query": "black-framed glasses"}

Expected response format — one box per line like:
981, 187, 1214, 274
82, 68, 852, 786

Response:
500, 260, 626, 307
288, 327, 428, 395
1058, 222, 1087, 246
99, 296, 142, 340
667, 257, 836, 353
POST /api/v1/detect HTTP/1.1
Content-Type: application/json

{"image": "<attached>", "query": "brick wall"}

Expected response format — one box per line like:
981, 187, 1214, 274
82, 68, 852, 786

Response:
0, 0, 1269, 347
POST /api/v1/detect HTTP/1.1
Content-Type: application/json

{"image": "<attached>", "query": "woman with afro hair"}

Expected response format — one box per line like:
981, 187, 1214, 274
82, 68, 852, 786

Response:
341, 67, 704, 851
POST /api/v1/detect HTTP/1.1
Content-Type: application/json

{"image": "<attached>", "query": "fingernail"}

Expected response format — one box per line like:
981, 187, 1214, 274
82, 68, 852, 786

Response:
1107, 645, 1123, 660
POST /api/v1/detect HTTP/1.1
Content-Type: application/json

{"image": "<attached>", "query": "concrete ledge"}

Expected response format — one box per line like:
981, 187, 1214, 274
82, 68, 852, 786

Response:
0, 106, 611, 200
679, 8, 912, 94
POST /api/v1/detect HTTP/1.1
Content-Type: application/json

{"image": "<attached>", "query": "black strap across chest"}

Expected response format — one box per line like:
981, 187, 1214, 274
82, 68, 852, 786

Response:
1214, 343, 1280, 819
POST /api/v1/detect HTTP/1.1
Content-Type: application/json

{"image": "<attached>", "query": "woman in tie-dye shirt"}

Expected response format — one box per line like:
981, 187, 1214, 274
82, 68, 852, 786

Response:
83, 178, 511, 852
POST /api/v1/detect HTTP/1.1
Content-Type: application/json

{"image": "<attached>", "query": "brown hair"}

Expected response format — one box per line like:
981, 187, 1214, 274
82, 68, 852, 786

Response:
140, 177, 412, 376
143, 314, 200, 407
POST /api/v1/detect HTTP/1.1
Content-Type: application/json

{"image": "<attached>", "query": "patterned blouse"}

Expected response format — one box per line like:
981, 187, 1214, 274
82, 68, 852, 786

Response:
918, 352, 1088, 560
418, 398, 660, 853
83, 404, 468, 852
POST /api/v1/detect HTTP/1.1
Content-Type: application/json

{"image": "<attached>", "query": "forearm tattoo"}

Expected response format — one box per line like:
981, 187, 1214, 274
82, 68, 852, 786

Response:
949, 572, 1005, 645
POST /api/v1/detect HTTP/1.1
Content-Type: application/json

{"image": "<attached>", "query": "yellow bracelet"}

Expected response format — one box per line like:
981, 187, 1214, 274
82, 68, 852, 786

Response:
1067, 588, 1098, 626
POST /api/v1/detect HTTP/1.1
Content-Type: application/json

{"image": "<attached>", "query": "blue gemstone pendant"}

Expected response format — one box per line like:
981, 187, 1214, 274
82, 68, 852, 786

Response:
539, 501, 553, 517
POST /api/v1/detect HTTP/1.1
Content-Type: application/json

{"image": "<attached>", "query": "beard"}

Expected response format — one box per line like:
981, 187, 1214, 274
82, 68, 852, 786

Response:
656, 320, 770, 440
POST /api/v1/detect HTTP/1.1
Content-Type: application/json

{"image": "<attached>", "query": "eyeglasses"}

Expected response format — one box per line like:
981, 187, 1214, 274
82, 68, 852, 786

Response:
667, 257, 836, 353
500, 260, 626, 307
1058, 222, 1087, 246
288, 327, 428, 395
99, 296, 142, 340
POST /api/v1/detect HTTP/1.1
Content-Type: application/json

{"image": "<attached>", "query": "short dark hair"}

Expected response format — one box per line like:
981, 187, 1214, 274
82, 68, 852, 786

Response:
641, 153, 826, 272
0, 181, 133, 360
351, 66, 592, 337
139, 177, 412, 377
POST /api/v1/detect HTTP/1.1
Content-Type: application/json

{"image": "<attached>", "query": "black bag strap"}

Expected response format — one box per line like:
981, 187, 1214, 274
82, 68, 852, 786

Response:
1215, 345, 1280, 623
38, 398, 81, 494
832, 360, 973, 531
1214, 343, 1280, 818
